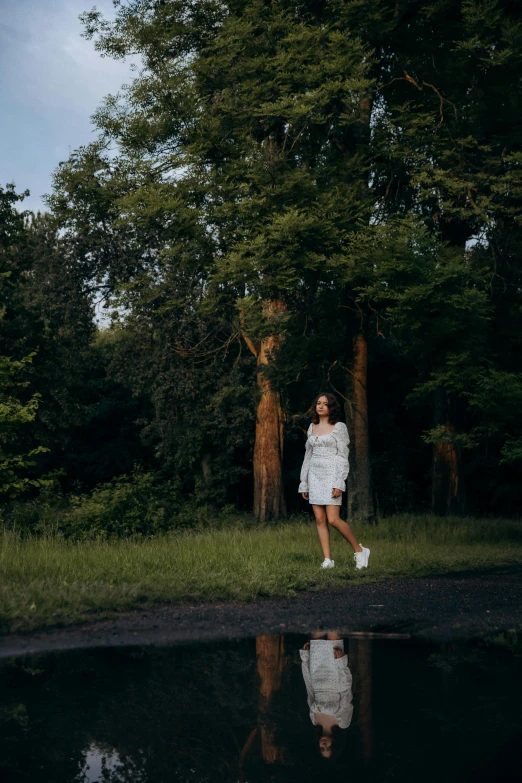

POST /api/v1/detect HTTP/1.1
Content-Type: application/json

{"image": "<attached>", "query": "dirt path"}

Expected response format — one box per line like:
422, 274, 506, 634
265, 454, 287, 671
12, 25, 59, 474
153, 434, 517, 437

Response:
1, 565, 521, 658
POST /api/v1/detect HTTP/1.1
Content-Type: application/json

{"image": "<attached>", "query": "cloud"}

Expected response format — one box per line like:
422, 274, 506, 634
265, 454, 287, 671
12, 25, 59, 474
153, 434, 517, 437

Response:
0, 0, 137, 212
0, 20, 31, 45
2, 0, 134, 112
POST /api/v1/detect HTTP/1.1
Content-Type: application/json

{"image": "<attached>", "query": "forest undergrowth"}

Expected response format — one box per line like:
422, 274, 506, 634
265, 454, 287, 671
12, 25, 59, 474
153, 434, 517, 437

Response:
1, 513, 521, 634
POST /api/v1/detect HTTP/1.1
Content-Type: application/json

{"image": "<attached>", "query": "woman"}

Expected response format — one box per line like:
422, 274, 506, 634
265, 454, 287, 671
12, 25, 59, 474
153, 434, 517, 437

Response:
300, 631, 353, 762
298, 392, 370, 569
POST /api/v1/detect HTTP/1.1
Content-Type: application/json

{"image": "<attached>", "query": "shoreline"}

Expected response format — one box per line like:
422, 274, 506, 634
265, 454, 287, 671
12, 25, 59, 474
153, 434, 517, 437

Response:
1, 564, 521, 658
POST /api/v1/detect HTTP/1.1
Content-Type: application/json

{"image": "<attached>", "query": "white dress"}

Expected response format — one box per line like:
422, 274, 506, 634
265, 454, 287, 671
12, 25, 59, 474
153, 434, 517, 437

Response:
298, 421, 350, 506
299, 640, 354, 729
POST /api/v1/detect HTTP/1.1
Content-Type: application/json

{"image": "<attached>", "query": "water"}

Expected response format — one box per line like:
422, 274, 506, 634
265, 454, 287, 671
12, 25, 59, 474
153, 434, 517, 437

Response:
0, 631, 520, 782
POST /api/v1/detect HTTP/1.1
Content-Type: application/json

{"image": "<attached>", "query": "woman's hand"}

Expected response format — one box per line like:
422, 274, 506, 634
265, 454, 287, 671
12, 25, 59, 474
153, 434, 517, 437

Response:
331, 487, 342, 498
334, 648, 345, 659
302, 492, 309, 500
303, 641, 310, 650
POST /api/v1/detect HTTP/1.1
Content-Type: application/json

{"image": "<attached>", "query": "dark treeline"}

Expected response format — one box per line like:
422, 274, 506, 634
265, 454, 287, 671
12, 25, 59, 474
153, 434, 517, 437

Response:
2, 0, 522, 533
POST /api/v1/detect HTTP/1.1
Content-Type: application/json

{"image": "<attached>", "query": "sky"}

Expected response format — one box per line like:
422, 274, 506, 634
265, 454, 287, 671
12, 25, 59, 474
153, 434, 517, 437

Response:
0, 0, 135, 213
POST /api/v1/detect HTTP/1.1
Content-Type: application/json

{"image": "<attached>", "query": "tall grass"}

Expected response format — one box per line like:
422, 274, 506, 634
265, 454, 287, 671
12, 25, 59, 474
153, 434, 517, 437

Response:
1, 513, 521, 633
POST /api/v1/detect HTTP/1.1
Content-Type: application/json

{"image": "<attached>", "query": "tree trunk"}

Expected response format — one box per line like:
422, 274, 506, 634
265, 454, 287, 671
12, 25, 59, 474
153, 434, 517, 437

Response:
350, 638, 374, 761
431, 386, 467, 515
345, 323, 375, 524
256, 634, 286, 764
200, 453, 215, 516
242, 300, 286, 522
238, 635, 286, 778
343, 92, 375, 525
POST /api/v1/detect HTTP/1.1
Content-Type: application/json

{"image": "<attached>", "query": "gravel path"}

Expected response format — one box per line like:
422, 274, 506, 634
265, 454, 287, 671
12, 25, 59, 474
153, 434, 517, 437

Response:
1, 564, 521, 658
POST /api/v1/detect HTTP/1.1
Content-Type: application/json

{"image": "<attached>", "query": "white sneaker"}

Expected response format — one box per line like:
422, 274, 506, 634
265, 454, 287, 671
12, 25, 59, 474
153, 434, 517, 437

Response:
354, 545, 370, 569
321, 558, 335, 569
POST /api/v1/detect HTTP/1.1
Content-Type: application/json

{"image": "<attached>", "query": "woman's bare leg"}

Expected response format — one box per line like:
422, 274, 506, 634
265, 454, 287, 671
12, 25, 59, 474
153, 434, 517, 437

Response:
312, 504, 331, 559
326, 506, 363, 553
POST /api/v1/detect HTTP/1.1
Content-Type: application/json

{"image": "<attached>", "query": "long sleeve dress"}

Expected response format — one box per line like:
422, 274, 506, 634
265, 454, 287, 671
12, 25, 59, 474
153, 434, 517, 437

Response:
298, 421, 349, 506
299, 640, 354, 729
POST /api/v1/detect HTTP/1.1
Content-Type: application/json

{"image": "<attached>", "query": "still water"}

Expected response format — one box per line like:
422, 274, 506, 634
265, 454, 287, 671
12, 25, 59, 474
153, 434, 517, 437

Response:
0, 631, 520, 782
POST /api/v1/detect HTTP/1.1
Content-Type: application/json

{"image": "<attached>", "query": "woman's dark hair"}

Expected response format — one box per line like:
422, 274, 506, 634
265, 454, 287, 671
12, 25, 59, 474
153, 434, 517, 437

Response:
312, 724, 348, 762
310, 392, 342, 425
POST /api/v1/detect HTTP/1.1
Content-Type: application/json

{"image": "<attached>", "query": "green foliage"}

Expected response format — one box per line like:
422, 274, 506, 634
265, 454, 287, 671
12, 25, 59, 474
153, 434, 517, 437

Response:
20, 213, 96, 449
4, 1, 522, 520
0, 352, 49, 498
55, 328, 154, 492
6, 471, 182, 539
64, 471, 182, 539
0, 186, 51, 498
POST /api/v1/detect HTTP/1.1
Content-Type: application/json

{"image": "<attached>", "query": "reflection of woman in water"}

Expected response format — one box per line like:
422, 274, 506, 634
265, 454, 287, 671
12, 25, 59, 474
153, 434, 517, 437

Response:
299, 392, 370, 570
300, 632, 353, 761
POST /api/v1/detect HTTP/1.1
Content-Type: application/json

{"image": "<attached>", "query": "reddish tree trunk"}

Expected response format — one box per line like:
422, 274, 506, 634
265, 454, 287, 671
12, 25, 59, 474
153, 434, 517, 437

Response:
243, 301, 286, 522
350, 638, 374, 761
239, 635, 286, 777
431, 387, 467, 515
345, 325, 375, 523
256, 634, 286, 764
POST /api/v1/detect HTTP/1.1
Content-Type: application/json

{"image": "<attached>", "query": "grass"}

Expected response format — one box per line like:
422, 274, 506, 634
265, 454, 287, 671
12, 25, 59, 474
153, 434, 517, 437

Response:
1, 513, 521, 634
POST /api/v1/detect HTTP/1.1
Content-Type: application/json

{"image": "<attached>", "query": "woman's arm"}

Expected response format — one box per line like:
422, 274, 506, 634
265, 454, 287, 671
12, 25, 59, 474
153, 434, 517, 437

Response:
332, 422, 350, 492
335, 656, 354, 729
299, 648, 316, 710
298, 426, 312, 494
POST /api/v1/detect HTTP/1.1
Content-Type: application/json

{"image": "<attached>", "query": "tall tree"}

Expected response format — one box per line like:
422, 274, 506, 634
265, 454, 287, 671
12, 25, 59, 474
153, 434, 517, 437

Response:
373, 0, 522, 513
0, 186, 48, 497
21, 213, 96, 455
76, 0, 376, 520
241, 300, 287, 520
51, 0, 522, 521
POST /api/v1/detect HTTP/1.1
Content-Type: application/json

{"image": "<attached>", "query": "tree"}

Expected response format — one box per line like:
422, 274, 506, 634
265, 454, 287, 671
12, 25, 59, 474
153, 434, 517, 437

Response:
0, 186, 48, 497
48, 0, 522, 521
77, 0, 376, 520
367, 0, 522, 513
21, 213, 96, 455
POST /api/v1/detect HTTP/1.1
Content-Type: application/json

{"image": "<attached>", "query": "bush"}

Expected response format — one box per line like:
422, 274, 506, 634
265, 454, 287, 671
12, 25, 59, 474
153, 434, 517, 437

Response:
64, 471, 183, 538
5, 471, 189, 539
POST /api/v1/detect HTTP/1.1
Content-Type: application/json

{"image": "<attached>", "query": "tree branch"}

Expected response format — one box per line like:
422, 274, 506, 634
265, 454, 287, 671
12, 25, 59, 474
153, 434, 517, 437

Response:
241, 329, 260, 358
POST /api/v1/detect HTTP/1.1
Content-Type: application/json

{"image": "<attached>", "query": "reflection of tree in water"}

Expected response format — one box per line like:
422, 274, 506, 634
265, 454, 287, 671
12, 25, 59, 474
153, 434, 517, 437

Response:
1, 633, 520, 782
238, 634, 375, 782
239, 634, 287, 779
370, 633, 522, 783
82, 742, 147, 783
0, 635, 372, 783
350, 638, 373, 762
0, 643, 258, 783
1, 653, 97, 783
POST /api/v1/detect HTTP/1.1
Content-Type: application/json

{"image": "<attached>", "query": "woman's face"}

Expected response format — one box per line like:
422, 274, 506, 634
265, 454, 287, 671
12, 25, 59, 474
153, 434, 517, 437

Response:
316, 396, 329, 417
319, 734, 333, 757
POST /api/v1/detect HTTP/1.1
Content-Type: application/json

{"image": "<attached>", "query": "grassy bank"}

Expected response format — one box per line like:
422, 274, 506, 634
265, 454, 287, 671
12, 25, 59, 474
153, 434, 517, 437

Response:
1, 513, 521, 633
